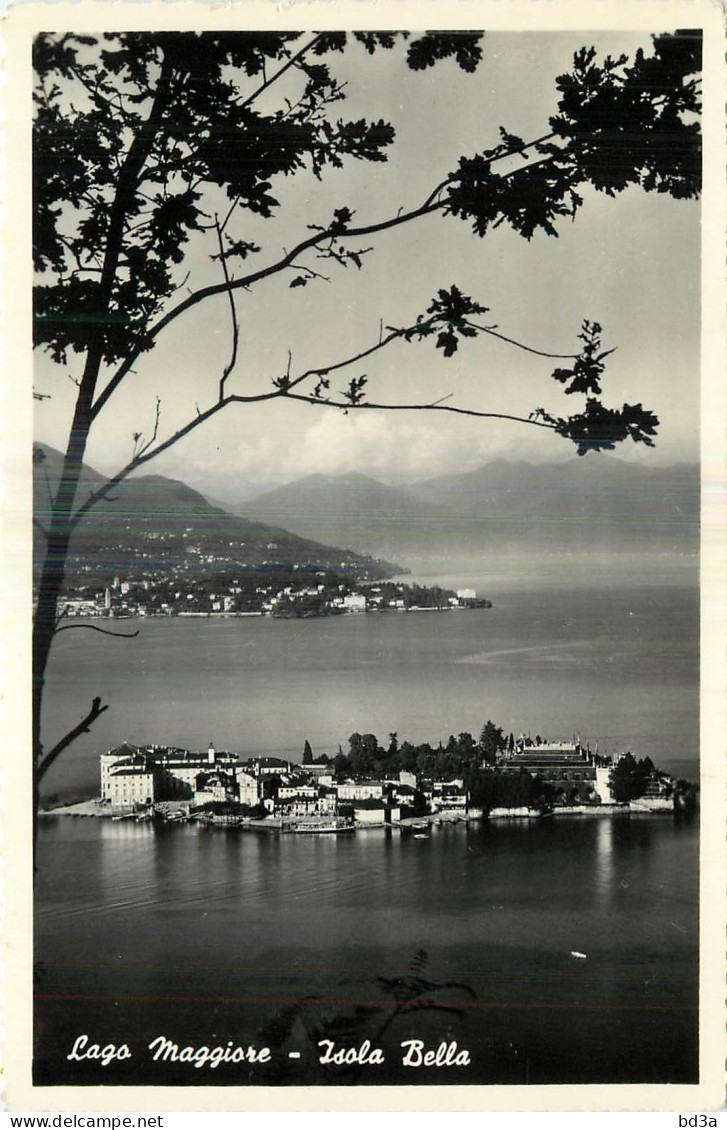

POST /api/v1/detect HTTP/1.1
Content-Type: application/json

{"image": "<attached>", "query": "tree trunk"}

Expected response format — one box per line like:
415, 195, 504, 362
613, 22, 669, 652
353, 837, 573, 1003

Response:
32, 56, 175, 848
32, 367, 101, 849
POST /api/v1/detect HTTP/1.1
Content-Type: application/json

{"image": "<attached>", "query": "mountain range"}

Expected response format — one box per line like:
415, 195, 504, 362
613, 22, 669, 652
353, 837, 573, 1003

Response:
234, 458, 699, 569
34, 444, 699, 582
32, 445, 399, 584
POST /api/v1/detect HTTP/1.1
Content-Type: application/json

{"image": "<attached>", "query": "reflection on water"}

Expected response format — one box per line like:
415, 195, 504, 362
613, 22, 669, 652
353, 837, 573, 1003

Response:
35, 814, 698, 1087
595, 816, 615, 898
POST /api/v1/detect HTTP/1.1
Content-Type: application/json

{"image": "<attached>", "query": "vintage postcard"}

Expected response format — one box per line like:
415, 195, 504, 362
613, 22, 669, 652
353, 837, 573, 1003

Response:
3, 0, 726, 1113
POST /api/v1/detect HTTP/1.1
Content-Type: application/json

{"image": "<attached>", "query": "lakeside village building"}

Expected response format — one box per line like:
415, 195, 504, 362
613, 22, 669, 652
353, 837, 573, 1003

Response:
56, 576, 487, 621
99, 738, 674, 820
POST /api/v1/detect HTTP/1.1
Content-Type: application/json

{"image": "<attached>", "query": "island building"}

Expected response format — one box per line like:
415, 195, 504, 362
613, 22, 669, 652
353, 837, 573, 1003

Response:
337, 780, 385, 802
100, 736, 660, 818
101, 742, 258, 810
100, 742, 429, 819
342, 593, 366, 612
351, 798, 402, 825
248, 755, 294, 777
271, 785, 337, 819
503, 739, 617, 803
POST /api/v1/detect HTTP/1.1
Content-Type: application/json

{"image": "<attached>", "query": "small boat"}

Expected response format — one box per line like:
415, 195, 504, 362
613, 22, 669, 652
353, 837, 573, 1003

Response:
293, 818, 354, 834
413, 832, 429, 840
570, 950, 588, 960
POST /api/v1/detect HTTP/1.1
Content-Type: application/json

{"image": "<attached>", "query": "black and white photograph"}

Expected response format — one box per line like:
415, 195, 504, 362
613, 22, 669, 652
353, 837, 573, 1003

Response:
5, 0, 725, 1110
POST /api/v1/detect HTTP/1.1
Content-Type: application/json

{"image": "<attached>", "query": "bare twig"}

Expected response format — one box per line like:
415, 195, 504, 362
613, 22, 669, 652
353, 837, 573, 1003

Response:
171, 270, 191, 295
214, 216, 240, 401
290, 263, 331, 283
137, 396, 162, 458
36, 696, 109, 782
69, 395, 248, 529
280, 391, 559, 431
219, 197, 239, 237
467, 321, 579, 360
285, 325, 408, 392
237, 34, 323, 112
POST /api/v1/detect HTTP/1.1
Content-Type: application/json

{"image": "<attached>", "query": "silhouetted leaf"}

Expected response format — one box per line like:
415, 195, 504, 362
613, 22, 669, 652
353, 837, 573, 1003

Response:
407, 32, 484, 73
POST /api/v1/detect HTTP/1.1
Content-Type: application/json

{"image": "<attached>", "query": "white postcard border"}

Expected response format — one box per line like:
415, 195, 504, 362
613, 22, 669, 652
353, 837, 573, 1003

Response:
3, 0, 725, 1112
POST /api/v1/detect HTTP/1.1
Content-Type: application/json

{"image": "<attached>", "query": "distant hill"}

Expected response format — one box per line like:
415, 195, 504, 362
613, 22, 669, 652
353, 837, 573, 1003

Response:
241, 471, 436, 551
238, 457, 699, 569
410, 456, 699, 542
33, 445, 400, 584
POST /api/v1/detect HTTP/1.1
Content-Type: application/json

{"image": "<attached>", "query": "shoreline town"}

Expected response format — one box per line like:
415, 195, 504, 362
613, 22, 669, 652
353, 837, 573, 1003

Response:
41, 735, 695, 832
55, 576, 492, 621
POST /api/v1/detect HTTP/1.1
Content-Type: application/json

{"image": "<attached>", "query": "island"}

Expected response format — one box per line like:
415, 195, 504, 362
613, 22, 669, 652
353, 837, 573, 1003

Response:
42, 726, 697, 828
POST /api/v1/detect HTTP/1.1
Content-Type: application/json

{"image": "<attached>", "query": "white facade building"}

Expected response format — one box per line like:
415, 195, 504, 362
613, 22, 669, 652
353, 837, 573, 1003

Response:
337, 780, 385, 802
234, 770, 259, 808
595, 764, 616, 804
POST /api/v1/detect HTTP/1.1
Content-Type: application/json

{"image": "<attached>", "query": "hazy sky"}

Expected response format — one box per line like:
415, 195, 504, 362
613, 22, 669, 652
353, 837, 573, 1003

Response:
35, 31, 701, 500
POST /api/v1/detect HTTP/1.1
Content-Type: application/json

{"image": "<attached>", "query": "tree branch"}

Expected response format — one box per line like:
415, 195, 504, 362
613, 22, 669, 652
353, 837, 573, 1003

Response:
466, 321, 579, 360
54, 624, 140, 639
284, 324, 415, 395
215, 216, 240, 401
421, 131, 559, 208
90, 196, 445, 420
36, 696, 109, 782
69, 396, 250, 529
278, 392, 560, 429
215, 35, 327, 238
90, 134, 572, 424
76, 386, 557, 532
237, 34, 323, 112
135, 396, 162, 459
76, 306, 574, 529
287, 315, 578, 396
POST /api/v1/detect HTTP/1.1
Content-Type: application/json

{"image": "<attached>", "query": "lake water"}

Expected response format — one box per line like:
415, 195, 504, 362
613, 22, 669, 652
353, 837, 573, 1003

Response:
40, 565, 699, 799
35, 812, 699, 1087
35, 563, 700, 1087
